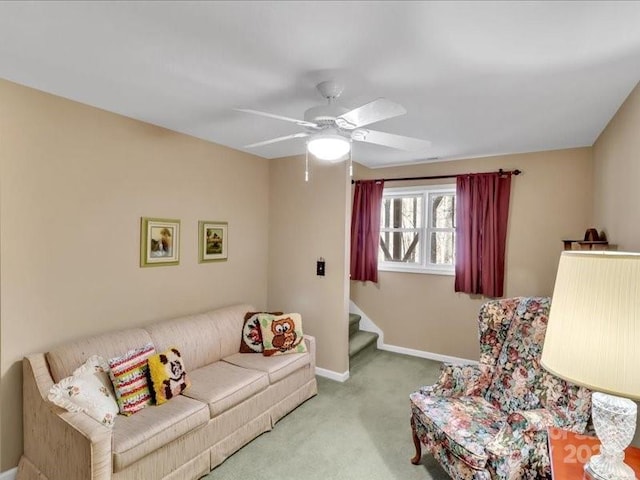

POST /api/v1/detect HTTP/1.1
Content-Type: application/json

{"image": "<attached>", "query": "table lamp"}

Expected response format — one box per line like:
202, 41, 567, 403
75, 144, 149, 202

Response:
542, 251, 640, 480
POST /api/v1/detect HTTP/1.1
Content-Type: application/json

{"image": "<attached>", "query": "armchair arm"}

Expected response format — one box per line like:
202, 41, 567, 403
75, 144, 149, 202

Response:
485, 406, 583, 459
506, 408, 565, 432
20, 354, 112, 480
510, 403, 590, 434
420, 362, 493, 398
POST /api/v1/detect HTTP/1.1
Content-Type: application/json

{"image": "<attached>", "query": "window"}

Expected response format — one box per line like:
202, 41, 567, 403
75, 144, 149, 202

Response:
378, 184, 456, 275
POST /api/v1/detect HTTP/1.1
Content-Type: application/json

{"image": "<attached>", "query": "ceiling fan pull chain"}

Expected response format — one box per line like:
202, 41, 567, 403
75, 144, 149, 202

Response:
305, 146, 310, 183
349, 141, 353, 177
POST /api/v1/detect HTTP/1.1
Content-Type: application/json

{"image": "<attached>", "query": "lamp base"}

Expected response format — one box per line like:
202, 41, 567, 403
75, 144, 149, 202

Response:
585, 392, 638, 480
585, 457, 635, 480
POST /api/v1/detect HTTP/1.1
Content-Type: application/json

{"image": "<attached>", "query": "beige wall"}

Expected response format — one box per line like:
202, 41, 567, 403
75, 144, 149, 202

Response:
0, 79, 270, 469
351, 148, 593, 361
592, 81, 640, 447
268, 156, 350, 375
1, 70, 635, 471
593, 81, 640, 251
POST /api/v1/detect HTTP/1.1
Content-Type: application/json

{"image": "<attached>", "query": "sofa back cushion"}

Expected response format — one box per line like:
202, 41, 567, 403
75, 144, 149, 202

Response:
485, 297, 550, 413
214, 304, 256, 359
145, 313, 221, 373
145, 304, 253, 371
47, 328, 154, 383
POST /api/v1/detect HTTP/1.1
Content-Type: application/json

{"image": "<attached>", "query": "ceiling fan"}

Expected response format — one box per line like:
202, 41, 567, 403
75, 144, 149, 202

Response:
236, 80, 432, 162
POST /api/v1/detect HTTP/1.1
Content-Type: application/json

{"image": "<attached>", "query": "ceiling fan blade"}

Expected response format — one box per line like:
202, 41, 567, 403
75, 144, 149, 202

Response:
244, 132, 309, 149
235, 108, 318, 128
352, 129, 432, 151
336, 98, 406, 129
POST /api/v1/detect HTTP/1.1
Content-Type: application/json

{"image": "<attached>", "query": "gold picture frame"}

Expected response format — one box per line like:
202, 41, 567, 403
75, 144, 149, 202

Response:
140, 217, 180, 267
199, 221, 228, 263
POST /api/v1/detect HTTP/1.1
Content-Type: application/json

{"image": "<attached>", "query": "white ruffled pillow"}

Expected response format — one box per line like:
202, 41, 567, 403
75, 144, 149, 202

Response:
48, 355, 119, 427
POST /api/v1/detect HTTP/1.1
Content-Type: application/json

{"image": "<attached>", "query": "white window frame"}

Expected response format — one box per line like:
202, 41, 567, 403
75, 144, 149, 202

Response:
378, 184, 456, 276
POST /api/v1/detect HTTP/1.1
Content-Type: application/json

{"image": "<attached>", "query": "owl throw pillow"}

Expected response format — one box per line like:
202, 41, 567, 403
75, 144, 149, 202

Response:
260, 313, 307, 357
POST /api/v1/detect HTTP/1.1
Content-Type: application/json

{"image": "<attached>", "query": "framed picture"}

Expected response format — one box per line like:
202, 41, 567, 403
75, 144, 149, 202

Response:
140, 217, 180, 267
199, 221, 228, 263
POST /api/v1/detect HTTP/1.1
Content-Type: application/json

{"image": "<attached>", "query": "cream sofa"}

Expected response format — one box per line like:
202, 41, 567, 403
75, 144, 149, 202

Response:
17, 304, 318, 480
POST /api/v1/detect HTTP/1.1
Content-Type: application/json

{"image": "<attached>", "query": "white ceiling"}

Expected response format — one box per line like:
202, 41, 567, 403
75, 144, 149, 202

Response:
1, 1, 639, 168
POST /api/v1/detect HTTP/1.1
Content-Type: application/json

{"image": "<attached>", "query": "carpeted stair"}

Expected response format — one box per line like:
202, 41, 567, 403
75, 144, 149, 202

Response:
348, 312, 378, 363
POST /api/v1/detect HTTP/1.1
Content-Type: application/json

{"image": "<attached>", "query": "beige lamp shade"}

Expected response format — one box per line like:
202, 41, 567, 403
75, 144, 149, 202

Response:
541, 251, 640, 400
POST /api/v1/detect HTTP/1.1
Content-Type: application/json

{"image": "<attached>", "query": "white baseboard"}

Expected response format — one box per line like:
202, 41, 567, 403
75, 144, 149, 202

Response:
349, 300, 476, 365
379, 343, 477, 365
349, 300, 384, 348
315, 367, 350, 382
0, 467, 17, 480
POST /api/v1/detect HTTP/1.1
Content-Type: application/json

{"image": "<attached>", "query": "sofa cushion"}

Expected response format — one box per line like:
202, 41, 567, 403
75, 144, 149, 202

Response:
112, 394, 209, 471
182, 362, 269, 417
223, 351, 310, 384
146, 304, 254, 371
410, 392, 505, 470
144, 313, 220, 372
46, 328, 154, 383
213, 305, 256, 359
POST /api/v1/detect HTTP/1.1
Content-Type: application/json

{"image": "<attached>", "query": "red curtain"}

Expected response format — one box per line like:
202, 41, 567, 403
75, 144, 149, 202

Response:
454, 173, 512, 297
350, 180, 384, 283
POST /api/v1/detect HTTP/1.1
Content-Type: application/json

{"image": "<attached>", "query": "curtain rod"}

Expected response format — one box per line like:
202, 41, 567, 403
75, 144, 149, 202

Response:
351, 168, 521, 184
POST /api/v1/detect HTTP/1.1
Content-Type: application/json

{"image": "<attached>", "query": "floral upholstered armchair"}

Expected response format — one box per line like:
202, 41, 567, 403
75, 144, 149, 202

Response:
410, 297, 592, 479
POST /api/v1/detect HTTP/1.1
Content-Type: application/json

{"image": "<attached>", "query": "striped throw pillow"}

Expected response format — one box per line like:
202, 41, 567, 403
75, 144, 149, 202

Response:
108, 343, 155, 415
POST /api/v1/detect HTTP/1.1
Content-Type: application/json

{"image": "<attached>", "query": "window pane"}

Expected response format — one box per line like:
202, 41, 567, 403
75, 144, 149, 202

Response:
379, 231, 421, 263
430, 232, 455, 265
431, 194, 455, 228
381, 196, 422, 229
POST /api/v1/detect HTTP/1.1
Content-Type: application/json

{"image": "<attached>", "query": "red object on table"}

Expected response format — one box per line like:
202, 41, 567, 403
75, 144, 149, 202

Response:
548, 427, 640, 479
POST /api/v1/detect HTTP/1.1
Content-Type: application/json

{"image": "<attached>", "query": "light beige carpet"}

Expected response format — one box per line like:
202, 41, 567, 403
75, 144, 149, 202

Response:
203, 350, 450, 480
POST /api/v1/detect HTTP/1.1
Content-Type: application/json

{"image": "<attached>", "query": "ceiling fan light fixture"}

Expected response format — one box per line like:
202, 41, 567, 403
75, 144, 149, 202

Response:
307, 134, 350, 162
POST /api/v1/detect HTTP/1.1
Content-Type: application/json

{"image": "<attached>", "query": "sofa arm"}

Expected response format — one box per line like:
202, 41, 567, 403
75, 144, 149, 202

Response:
20, 354, 112, 480
303, 335, 316, 373
420, 362, 493, 398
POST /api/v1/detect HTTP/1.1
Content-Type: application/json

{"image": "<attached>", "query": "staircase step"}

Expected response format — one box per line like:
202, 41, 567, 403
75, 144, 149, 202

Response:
349, 313, 361, 337
348, 330, 378, 358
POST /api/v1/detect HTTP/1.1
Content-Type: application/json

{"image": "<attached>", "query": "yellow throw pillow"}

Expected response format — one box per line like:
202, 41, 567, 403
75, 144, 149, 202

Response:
147, 347, 190, 405
260, 313, 308, 357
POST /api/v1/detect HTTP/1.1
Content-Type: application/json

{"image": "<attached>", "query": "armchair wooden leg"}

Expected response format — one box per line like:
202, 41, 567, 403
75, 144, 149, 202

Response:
410, 417, 422, 465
